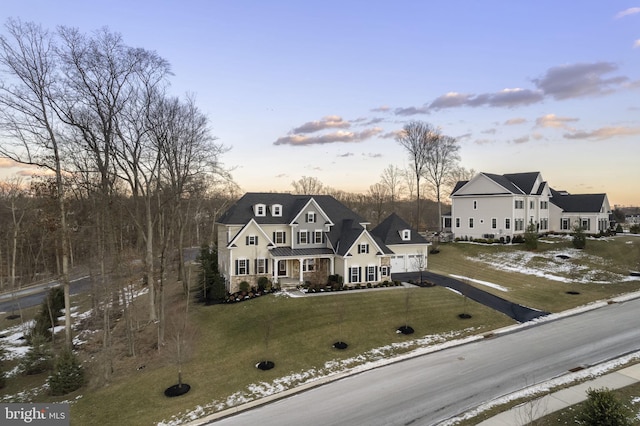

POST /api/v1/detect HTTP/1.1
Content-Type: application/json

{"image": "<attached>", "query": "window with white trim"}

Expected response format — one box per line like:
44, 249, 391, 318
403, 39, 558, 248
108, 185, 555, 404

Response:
235, 259, 249, 275
349, 266, 361, 283
514, 218, 524, 231
581, 218, 591, 230
271, 204, 282, 216
561, 218, 570, 230
256, 258, 268, 274
380, 266, 390, 277
401, 229, 411, 241
491, 218, 497, 229
515, 200, 524, 209
246, 235, 258, 245
530, 200, 535, 209
366, 266, 376, 282
306, 212, 316, 223
505, 218, 511, 230
298, 230, 309, 244
540, 218, 548, 230
273, 231, 286, 244
540, 201, 548, 209
313, 230, 324, 244
455, 217, 460, 228
254, 204, 266, 216
469, 218, 474, 228
302, 258, 314, 272
358, 243, 369, 254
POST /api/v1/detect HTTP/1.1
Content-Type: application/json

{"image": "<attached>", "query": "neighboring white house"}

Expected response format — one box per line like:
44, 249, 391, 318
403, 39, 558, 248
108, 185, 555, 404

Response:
445, 172, 612, 240
216, 193, 429, 293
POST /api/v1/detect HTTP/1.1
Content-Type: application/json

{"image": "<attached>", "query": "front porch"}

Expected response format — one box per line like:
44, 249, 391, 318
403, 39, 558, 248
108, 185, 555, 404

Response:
270, 247, 335, 288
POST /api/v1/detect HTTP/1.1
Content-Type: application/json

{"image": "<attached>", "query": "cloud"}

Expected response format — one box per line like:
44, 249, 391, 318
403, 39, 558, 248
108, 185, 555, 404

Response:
274, 127, 383, 146
393, 61, 631, 115
380, 130, 404, 139
535, 114, 579, 129
428, 88, 543, 110
533, 62, 628, 100
364, 153, 382, 158
504, 118, 527, 125
563, 126, 640, 140
292, 115, 350, 134
393, 105, 429, 116
481, 128, 497, 135
0, 158, 19, 168
474, 139, 492, 145
512, 136, 529, 144
429, 92, 473, 109
370, 106, 391, 112
615, 7, 640, 18
338, 152, 354, 158
635, 39, 640, 48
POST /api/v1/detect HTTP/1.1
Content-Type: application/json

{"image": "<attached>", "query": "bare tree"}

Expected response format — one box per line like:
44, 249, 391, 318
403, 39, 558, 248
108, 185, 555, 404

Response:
380, 164, 405, 208
291, 176, 324, 195
0, 19, 73, 348
396, 121, 437, 232
367, 182, 389, 225
422, 134, 460, 232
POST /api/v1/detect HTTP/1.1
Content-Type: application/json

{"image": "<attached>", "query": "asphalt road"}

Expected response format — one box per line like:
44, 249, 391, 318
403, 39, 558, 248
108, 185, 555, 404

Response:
0, 275, 93, 313
212, 297, 640, 426
0, 247, 201, 314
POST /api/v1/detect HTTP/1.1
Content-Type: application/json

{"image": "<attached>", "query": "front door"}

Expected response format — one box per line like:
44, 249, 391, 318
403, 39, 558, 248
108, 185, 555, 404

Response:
278, 260, 287, 276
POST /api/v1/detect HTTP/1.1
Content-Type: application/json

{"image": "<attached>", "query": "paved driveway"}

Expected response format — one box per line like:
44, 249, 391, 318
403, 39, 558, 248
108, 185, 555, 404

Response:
392, 271, 549, 322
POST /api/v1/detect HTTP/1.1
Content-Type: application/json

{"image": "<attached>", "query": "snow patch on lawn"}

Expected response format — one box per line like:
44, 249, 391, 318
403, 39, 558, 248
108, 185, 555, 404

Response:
450, 274, 509, 292
467, 248, 640, 284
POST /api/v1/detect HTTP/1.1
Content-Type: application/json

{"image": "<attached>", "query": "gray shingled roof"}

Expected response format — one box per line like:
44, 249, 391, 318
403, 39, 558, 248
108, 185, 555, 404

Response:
217, 192, 393, 256
550, 188, 607, 213
371, 213, 428, 245
452, 172, 542, 196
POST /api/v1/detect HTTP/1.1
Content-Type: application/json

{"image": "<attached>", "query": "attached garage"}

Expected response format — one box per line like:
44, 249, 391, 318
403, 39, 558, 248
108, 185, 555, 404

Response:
390, 255, 406, 273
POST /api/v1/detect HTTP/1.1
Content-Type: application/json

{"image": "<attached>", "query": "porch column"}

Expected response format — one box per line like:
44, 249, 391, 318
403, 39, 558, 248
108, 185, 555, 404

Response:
299, 258, 304, 283
272, 258, 277, 283
329, 257, 334, 275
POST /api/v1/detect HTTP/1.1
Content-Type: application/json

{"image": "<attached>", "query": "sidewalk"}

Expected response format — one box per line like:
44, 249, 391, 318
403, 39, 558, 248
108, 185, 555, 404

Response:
478, 363, 640, 425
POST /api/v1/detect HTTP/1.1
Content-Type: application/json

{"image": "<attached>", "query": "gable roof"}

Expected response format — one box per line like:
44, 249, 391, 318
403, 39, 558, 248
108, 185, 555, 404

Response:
452, 172, 543, 196
549, 189, 608, 213
217, 193, 368, 226
217, 193, 388, 255
371, 213, 429, 245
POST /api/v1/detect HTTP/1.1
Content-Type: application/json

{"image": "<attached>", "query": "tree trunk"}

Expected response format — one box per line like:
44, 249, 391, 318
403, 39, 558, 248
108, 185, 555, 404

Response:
146, 200, 156, 321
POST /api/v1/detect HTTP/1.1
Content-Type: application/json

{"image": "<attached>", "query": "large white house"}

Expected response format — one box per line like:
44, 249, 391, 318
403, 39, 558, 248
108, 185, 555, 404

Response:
216, 193, 429, 292
444, 172, 612, 240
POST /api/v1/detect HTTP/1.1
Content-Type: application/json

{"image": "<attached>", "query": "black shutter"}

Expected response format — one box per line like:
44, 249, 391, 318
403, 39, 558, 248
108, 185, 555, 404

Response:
235, 259, 239, 275
265, 259, 269, 274
246, 236, 249, 245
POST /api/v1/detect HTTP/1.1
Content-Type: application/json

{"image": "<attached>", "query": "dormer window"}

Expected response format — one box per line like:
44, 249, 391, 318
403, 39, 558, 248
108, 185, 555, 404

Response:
254, 203, 266, 216
401, 229, 411, 241
306, 212, 316, 223
358, 243, 369, 254
271, 204, 282, 216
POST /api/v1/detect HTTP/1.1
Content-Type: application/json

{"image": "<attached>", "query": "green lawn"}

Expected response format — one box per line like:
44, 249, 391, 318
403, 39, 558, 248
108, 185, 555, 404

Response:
70, 287, 513, 425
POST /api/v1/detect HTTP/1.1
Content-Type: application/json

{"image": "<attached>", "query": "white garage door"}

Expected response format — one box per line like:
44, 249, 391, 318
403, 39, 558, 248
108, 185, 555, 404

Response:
390, 255, 405, 273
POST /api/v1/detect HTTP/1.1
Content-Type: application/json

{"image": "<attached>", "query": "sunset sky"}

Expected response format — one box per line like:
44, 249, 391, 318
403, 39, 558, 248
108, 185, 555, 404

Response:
2, 1, 639, 206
